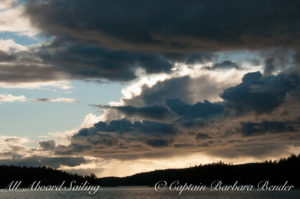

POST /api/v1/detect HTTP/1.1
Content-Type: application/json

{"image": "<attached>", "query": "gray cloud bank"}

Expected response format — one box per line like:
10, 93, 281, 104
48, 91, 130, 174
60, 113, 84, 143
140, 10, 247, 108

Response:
2, 0, 299, 84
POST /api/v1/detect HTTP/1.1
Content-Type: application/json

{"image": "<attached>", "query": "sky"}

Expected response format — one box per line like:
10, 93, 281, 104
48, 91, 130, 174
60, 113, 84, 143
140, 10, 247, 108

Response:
0, 0, 300, 177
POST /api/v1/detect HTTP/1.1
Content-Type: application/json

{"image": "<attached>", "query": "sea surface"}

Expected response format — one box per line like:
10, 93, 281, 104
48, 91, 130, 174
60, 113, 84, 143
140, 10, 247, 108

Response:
0, 187, 299, 199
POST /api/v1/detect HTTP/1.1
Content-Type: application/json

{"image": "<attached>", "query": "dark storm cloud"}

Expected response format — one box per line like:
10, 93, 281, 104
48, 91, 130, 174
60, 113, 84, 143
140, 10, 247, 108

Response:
25, 0, 300, 52
16, 0, 299, 82
0, 156, 87, 168
1, 0, 296, 84
39, 140, 56, 150
221, 71, 300, 115
1, 40, 194, 83
37, 39, 177, 81
1, 41, 190, 84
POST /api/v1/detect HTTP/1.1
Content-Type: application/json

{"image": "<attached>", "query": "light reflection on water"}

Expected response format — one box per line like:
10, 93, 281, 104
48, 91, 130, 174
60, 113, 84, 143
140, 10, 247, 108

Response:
0, 187, 299, 199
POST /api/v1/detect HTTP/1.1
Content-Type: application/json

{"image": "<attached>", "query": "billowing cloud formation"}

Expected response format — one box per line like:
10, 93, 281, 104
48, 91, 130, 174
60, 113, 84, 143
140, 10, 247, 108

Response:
54, 71, 300, 160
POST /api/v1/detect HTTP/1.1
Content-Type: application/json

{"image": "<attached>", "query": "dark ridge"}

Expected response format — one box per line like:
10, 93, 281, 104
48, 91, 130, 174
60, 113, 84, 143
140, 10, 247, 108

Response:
0, 154, 300, 188
99, 154, 300, 187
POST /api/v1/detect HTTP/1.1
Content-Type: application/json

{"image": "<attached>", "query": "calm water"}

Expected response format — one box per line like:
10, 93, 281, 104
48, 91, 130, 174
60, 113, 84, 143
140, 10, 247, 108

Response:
0, 187, 299, 199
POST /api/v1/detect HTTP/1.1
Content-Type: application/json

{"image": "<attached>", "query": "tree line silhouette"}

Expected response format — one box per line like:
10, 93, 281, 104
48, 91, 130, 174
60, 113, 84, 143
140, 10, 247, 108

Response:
0, 154, 299, 188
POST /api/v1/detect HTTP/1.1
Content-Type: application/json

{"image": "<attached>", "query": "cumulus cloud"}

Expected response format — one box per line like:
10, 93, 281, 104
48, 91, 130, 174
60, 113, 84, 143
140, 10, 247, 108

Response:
0, 94, 26, 103
55, 71, 300, 160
